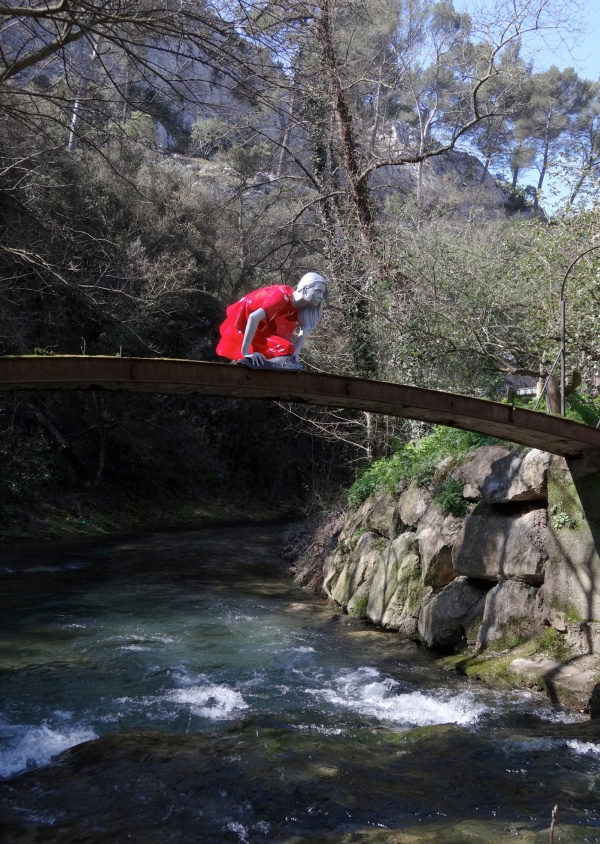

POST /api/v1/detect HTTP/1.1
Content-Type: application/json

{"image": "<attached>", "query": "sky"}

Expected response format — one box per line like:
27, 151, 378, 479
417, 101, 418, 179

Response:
454, 0, 600, 80
541, 0, 600, 80
453, 0, 600, 207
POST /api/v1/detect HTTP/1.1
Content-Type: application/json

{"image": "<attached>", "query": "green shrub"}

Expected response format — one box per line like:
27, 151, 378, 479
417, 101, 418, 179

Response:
434, 478, 470, 517
348, 426, 502, 510
566, 393, 600, 427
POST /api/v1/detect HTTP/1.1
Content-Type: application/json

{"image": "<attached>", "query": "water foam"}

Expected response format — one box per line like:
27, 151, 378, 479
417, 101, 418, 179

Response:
566, 739, 600, 757
503, 737, 600, 758
0, 722, 97, 778
308, 667, 486, 727
164, 680, 249, 720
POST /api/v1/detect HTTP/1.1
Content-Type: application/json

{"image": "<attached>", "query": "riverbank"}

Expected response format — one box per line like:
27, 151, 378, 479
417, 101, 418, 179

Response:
0, 494, 296, 543
290, 444, 600, 716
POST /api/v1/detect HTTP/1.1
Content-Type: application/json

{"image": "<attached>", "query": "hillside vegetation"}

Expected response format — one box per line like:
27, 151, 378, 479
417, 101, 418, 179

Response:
1, 0, 599, 534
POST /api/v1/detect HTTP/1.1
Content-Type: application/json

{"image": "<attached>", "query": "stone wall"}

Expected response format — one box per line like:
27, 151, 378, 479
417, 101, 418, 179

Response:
322, 446, 600, 656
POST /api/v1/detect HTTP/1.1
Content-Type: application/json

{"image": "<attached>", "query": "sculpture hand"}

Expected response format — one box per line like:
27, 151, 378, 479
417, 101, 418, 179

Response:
244, 352, 267, 367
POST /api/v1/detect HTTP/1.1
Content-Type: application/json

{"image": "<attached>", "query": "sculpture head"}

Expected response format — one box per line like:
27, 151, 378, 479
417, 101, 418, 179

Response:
293, 272, 328, 332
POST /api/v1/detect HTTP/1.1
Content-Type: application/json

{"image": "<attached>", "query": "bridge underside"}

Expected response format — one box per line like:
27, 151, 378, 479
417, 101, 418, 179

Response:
1, 356, 599, 458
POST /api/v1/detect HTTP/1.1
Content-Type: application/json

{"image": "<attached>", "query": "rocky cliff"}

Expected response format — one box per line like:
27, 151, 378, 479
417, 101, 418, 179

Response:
297, 446, 600, 712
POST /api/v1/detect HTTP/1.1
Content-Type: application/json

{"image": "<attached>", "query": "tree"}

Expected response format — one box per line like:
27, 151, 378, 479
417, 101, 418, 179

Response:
514, 66, 592, 210
562, 83, 600, 208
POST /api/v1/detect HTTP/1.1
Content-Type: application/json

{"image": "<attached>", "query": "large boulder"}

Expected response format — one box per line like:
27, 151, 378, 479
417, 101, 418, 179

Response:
338, 493, 400, 545
539, 453, 600, 623
452, 446, 512, 500
361, 493, 401, 540
398, 484, 432, 527
509, 654, 600, 712
476, 580, 540, 649
418, 577, 484, 651
452, 504, 549, 584
367, 533, 430, 633
323, 531, 385, 612
482, 449, 551, 504
415, 503, 463, 589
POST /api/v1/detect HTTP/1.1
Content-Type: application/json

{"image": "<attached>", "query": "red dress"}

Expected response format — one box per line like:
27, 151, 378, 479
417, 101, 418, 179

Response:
216, 285, 299, 360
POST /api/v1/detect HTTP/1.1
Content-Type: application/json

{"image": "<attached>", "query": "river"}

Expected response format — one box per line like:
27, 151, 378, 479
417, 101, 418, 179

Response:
1, 521, 600, 843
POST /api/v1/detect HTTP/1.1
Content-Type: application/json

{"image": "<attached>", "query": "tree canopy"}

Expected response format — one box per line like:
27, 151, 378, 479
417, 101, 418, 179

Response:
1, 0, 599, 523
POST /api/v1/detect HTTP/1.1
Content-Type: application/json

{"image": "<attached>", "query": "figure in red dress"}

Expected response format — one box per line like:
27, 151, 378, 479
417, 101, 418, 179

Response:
216, 272, 328, 369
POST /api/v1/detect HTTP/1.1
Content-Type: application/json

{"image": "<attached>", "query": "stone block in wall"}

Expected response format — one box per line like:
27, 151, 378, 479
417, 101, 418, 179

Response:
367, 533, 430, 631
398, 484, 431, 527
452, 504, 548, 584
476, 580, 540, 649
339, 493, 400, 545
418, 577, 484, 651
325, 531, 385, 611
564, 623, 600, 655
452, 445, 512, 500
337, 499, 374, 547
415, 503, 463, 589
482, 449, 551, 504
363, 493, 402, 539
540, 453, 600, 623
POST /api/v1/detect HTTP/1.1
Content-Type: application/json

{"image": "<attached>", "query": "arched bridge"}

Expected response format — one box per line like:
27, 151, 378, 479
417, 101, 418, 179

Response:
1, 355, 599, 458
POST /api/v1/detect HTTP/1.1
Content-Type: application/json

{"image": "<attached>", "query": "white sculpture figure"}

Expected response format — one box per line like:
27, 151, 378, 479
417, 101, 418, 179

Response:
216, 272, 328, 370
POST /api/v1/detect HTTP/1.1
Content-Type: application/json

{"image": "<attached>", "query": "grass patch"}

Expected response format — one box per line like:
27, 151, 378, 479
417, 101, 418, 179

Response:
348, 426, 503, 510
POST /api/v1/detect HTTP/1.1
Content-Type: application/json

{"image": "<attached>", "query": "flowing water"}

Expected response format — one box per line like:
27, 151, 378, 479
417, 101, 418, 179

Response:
1, 522, 600, 843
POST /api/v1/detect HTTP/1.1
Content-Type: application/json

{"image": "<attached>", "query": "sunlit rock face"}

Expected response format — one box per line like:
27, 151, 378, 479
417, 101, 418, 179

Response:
452, 505, 549, 585
481, 449, 552, 504
452, 445, 512, 500
320, 444, 600, 678
366, 532, 429, 634
476, 581, 540, 649
415, 504, 463, 589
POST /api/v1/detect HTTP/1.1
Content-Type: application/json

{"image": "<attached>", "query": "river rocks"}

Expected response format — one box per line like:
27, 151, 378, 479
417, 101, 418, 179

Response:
564, 622, 600, 655
358, 492, 401, 539
337, 493, 400, 544
540, 453, 600, 623
476, 580, 540, 649
452, 505, 549, 584
324, 531, 384, 612
418, 577, 484, 651
482, 449, 551, 503
509, 654, 600, 711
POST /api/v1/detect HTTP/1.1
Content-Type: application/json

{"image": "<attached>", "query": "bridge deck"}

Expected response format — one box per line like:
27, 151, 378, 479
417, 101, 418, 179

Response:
1, 355, 599, 458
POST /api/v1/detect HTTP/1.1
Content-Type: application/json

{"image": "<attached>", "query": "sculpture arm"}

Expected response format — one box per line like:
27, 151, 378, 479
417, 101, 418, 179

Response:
292, 329, 306, 360
241, 307, 267, 365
